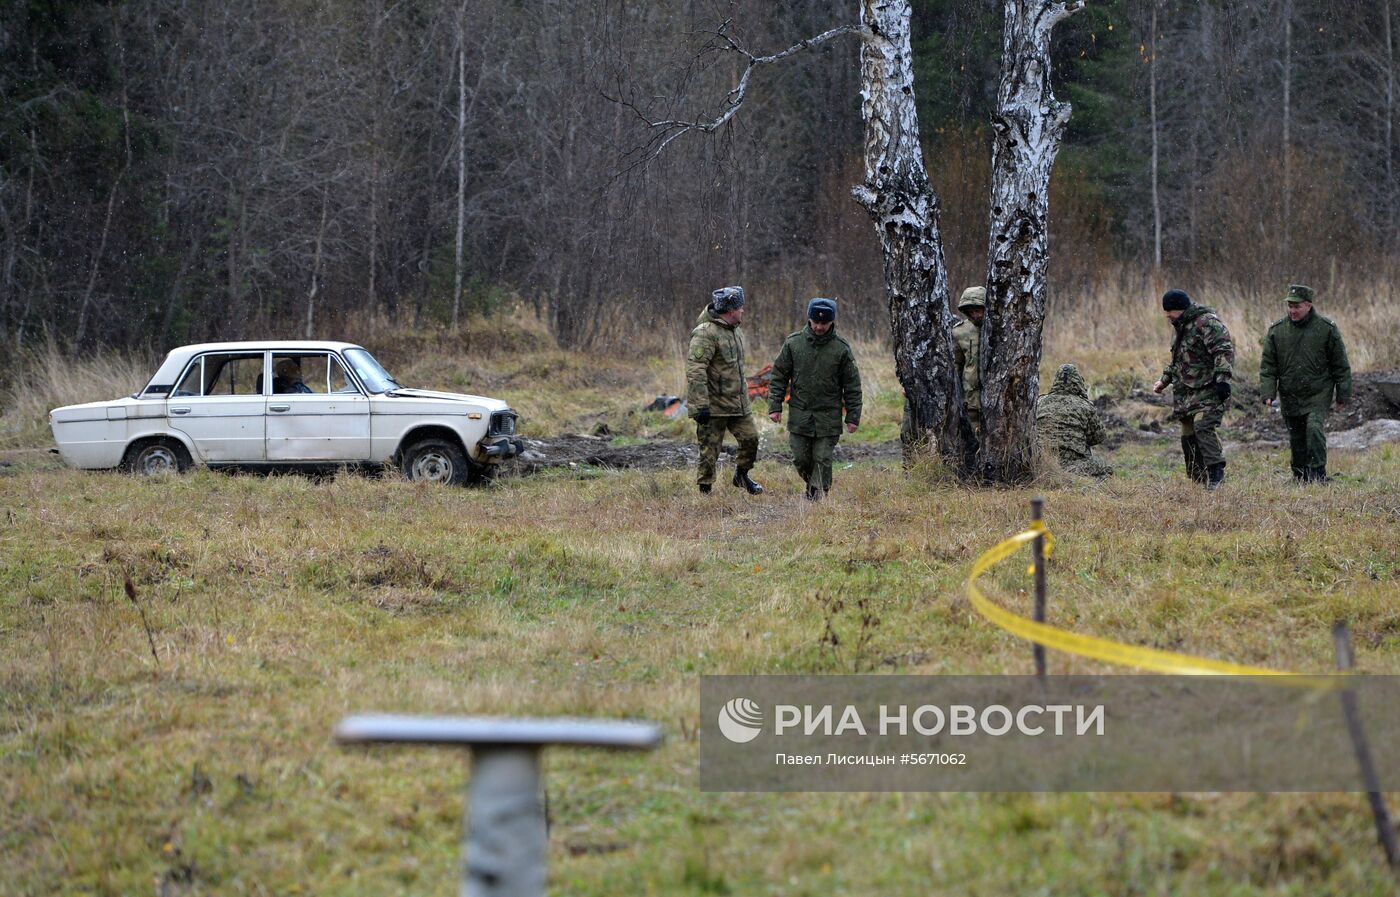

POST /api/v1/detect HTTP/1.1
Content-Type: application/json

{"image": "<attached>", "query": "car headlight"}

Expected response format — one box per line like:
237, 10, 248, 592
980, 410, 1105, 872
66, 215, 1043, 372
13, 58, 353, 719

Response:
488, 410, 517, 437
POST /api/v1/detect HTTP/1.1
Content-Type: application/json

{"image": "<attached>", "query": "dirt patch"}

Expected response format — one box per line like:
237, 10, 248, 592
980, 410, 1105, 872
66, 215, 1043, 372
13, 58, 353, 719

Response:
1096, 369, 1400, 448
508, 433, 903, 475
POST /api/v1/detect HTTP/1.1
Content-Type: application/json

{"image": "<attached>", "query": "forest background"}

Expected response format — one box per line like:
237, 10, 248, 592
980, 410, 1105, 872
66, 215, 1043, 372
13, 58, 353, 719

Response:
3, 0, 1398, 356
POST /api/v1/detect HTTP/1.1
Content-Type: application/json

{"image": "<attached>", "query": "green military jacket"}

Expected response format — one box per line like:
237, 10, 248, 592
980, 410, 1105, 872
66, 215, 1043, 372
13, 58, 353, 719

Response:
686, 306, 751, 417
952, 318, 981, 410
1160, 304, 1234, 392
1035, 364, 1104, 462
1259, 309, 1351, 414
767, 324, 863, 437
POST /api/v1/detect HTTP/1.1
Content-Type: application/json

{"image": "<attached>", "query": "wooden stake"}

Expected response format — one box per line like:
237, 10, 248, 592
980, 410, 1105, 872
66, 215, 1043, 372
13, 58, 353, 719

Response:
1332, 621, 1400, 872
1031, 497, 1047, 681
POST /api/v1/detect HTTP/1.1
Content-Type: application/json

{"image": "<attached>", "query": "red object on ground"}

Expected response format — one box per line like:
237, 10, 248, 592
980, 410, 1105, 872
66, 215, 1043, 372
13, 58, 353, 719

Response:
747, 364, 774, 399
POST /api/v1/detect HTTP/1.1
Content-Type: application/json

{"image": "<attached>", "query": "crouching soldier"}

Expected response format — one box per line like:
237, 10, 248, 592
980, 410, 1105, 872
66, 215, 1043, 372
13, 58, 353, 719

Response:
1036, 363, 1113, 478
687, 286, 763, 495
1152, 289, 1234, 489
768, 298, 863, 500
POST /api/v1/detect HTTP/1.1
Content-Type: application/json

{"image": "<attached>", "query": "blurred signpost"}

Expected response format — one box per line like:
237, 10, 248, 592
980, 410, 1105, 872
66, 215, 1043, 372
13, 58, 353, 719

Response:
335, 715, 662, 897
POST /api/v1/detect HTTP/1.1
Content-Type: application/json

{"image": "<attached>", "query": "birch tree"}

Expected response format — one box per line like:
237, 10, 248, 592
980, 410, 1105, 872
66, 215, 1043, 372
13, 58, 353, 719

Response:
849, 0, 968, 465
978, 0, 1083, 483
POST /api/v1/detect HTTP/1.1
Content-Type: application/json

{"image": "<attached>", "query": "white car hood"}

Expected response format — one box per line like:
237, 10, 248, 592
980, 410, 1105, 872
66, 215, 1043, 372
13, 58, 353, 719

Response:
382, 388, 509, 410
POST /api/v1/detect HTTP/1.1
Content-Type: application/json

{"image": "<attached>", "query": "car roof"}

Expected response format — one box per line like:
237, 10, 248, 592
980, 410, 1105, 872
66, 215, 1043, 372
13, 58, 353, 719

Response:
165, 340, 364, 356
143, 341, 371, 392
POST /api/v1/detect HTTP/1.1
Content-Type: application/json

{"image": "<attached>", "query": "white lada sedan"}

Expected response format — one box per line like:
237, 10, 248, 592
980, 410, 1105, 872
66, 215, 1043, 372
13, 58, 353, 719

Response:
49, 341, 523, 484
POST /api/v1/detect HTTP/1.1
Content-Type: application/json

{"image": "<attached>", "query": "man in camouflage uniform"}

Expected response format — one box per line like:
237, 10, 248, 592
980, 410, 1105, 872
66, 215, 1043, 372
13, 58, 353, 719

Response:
686, 286, 763, 495
1035, 363, 1112, 478
767, 298, 863, 500
1259, 284, 1351, 483
1152, 288, 1234, 489
952, 287, 985, 430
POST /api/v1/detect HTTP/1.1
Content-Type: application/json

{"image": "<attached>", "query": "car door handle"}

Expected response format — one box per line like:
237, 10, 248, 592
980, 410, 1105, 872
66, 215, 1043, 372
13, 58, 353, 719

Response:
170, 406, 191, 415
269, 403, 291, 413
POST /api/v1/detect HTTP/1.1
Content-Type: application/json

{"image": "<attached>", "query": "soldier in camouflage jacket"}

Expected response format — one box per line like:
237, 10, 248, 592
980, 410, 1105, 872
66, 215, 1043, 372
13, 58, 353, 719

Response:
1152, 289, 1234, 489
686, 286, 762, 495
1035, 364, 1112, 478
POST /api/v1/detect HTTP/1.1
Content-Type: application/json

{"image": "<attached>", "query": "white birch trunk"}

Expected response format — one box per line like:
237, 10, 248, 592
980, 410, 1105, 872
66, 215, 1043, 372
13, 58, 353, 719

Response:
453, 9, 467, 332
851, 0, 970, 468
1149, 1, 1162, 270
305, 190, 328, 339
1282, 0, 1292, 261
1385, 0, 1395, 242
979, 0, 1082, 482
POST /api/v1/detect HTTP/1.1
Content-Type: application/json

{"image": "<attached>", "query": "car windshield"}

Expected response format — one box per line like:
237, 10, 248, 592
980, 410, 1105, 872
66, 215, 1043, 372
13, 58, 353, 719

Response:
343, 348, 401, 393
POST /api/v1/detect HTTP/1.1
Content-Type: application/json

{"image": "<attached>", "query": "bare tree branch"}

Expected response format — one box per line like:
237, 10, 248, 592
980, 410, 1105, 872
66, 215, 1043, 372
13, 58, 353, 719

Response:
610, 21, 865, 170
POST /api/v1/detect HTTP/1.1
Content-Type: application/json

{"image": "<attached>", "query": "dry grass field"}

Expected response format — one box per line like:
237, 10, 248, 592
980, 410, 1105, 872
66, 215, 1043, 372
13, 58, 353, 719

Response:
3, 299, 1400, 896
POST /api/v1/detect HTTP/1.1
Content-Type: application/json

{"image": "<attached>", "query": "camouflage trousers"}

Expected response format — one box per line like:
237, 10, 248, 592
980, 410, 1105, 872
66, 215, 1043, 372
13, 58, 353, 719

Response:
1284, 407, 1328, 472
1059, 453, 1114, 478
789, 433, 839, 492
696, 415, 759, 486
1177, 397, 1227, 467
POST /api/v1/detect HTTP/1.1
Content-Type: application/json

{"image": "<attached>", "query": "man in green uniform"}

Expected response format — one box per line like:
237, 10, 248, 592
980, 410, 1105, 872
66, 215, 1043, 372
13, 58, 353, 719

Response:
767, 298, 863, 500
1152, 288, 1234, 489
686, 286, 763, 495
1259, 284, 1351, 483
1035, 363, 1113, 478
952, 287, 985, 430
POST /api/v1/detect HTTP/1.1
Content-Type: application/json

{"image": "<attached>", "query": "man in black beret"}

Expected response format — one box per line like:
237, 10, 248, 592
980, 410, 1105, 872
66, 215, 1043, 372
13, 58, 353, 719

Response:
1152, 288, 1235, 489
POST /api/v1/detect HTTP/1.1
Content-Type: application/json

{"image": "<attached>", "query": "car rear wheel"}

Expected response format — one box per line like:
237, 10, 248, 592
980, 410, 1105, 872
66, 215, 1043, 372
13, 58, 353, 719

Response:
402, 437, 469, 486
122, 438, 193, 476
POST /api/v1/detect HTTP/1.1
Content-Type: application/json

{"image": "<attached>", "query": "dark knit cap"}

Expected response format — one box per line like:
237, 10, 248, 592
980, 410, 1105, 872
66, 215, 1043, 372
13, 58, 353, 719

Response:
1161, 289, 1192, 311
806, 297, 836, 323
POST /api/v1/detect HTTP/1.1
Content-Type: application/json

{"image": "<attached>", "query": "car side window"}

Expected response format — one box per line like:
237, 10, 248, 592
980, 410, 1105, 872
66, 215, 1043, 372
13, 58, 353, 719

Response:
205, 354, 265, 396
173, 359, 204, 397
328, 355, 357, 394
272, 353, 324, 394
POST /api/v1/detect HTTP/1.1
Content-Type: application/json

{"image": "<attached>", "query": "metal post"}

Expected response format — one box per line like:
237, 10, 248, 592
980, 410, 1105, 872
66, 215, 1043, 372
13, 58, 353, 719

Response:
335, 715, 663, 897
1331, 622, 1400, 872
464, 747, 546, 897
1031, 497, 1047, 680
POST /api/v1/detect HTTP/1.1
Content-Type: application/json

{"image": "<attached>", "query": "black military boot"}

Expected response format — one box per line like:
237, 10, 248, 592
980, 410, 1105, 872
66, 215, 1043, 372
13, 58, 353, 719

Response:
1308, 465, 1331, 484
1206, 461, 1226, 491
1181, 436, 1207, 484
698, 483, 712, 494
1291, 466, 1307, 483
804, 483, 822, 502
733, 468, 764, 495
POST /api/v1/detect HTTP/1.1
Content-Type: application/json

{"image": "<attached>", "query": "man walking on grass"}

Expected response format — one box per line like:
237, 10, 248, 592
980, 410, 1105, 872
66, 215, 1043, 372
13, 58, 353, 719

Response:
686, 286, 763, 495
768, 298, 863, 500
1259, 284, 1351, 483
1153, 288, 1234, 490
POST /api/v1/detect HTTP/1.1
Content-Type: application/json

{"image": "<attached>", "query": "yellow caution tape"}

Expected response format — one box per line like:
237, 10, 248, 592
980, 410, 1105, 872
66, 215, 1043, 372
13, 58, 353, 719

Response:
966, 521, 1343, 689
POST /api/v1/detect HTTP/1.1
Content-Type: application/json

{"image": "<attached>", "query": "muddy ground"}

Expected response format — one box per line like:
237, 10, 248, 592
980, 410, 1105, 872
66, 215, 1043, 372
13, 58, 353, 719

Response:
509, 432, 902, 475
1100, 370, 1400, 449
4, 373, 1394, 478
513, 371, 1400, 474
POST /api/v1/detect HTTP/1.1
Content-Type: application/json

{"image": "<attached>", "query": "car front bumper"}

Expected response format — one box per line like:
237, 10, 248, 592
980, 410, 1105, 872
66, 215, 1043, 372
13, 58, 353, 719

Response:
480, 436, 525, 460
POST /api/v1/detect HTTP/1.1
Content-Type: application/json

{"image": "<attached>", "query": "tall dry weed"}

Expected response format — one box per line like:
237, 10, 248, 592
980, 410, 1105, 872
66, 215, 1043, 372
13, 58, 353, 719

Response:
1044, 266, 1400, 385
0, 338, 156, 447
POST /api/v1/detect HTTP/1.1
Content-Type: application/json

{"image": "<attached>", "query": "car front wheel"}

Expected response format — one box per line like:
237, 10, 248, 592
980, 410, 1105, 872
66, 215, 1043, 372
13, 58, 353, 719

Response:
122, 438, 193, 476
401, 437, 469, 486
